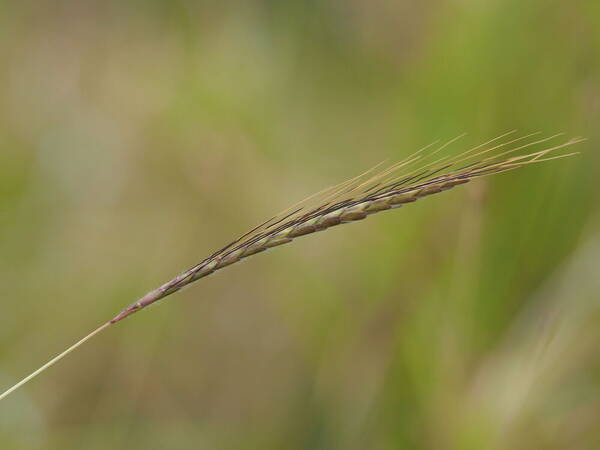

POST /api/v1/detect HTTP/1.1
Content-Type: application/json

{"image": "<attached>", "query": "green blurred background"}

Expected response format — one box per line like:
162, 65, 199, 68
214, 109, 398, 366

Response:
1, 1, 599, 449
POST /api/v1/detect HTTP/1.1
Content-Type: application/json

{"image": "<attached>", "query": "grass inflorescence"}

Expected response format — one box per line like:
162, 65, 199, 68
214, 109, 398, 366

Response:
0, 131, 583, 402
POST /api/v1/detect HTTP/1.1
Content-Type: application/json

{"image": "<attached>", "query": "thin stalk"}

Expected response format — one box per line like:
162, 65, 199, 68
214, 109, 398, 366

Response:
0, 322, 111, 401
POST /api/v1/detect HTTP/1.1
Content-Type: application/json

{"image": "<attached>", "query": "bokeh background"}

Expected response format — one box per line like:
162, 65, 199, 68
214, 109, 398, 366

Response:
1, 1, 599, 449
